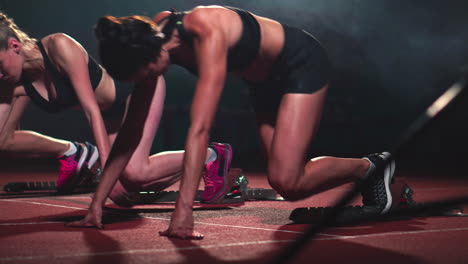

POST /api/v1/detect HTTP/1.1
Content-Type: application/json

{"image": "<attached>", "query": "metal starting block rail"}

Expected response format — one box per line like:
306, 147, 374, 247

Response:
2, 167, 100, 194
128, 168, 284, 204
2, 168, 284, 203
3, 181, 57, 192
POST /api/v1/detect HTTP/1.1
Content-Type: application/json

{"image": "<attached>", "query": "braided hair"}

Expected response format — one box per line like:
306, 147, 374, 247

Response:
0, 12, 36, 51
95, 15, 165, 80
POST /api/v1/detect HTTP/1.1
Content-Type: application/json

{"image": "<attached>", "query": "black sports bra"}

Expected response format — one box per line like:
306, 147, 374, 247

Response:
23, 41, 103, 113
158, 6, 261, 74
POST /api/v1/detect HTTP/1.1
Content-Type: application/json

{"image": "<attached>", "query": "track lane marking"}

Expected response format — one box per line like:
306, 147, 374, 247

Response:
0, 240, 294, 261
0, 221, 63, 226
2, 227, 468, 262
0, 199, 318, 236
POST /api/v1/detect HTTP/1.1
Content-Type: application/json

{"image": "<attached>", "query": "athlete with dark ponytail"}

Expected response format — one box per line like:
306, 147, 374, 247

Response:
69, 6, 396, 239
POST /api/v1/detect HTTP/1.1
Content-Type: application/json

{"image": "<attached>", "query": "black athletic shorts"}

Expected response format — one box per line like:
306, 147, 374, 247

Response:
246, 23, 331, 114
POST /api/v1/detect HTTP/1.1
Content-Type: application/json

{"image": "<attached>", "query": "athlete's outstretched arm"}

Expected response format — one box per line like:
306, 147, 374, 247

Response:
49, 34, 111, 165
160, 8, 228, 239
67, 75, 164, 228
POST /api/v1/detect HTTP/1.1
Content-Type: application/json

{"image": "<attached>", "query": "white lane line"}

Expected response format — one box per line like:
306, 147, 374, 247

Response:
1, 199, 86, 211
316, 227, 468, 240
142, 215, 315, 235
0, 199, 317, 236
0, 221, 62, 226
6, 199, 468, 240
2, 227, 468, 262
0, 240, 294, 261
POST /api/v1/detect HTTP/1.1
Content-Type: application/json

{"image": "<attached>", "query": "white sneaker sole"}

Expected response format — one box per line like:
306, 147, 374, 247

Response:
381, 152, 396, 214
86, 144, 99, 169
76, 144, 89, 174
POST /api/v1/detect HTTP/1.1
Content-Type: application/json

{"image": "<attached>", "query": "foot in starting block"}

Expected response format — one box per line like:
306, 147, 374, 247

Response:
127, 189, 244, 205
200, 168, 283, 203
126, 169, 246, 204
289, 180, 416, 225
3, 181, 57, 192
3, 167, 100, 194
126, 168, 284, 205
290, 181, 468, 226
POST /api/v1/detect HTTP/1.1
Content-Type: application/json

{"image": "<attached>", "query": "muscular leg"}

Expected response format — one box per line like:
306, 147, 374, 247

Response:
1, 131, 73, 157
0, 96, 70, 158
105, 77, 186, 201
258, 86, 370, 201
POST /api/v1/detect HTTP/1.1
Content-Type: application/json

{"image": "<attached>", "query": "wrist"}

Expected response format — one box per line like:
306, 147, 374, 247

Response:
90, 196, 105, 209
175, 198, 194, 211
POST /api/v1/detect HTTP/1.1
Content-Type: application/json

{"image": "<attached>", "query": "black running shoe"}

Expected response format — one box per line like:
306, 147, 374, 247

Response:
361, 152, 396, 214
78, 142, 101, 188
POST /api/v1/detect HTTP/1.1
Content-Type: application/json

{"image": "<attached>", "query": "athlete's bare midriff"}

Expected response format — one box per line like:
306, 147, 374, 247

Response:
233, 14, 285, 82
93, 69, 116, 112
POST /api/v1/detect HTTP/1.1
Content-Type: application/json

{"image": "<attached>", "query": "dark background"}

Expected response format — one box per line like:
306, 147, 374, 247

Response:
2, 0, 468, 173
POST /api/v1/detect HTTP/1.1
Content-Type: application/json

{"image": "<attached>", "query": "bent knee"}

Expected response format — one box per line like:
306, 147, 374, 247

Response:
121, 163, 148, 185
269, 183, 303, 201
267, 169, 304, 201
108, 180, 135, 208
120, 163, 177, 193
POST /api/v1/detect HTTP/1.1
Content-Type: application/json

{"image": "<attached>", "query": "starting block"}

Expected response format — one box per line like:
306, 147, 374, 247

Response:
3, 167, 283, 204
3, 181, 57, 192
125, 168, 284, 204
231, 168, 284, 201
3, 167, 100, 194
124, 189, 244, 204
289, 182, 467, 226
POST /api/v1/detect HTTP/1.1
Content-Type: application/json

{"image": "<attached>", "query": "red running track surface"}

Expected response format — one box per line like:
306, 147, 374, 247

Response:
1, 170, 468, 264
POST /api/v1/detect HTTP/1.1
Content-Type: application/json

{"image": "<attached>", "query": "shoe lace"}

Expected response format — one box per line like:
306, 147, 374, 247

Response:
203, 167, 216, 188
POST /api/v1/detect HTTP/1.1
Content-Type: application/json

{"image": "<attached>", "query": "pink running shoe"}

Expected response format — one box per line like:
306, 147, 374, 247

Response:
56, 142, 88, 193
200, 143, 234, 203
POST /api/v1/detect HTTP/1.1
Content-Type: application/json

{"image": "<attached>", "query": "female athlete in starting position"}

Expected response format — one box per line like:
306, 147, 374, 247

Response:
0, 12, 225, 201
68, 5, 396, 239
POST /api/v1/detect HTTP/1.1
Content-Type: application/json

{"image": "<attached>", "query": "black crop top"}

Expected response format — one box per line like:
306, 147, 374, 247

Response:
158, 6, 261, 75
23, 41, 103, 113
